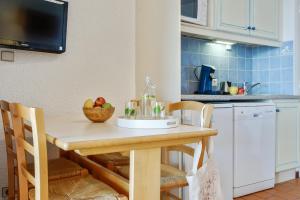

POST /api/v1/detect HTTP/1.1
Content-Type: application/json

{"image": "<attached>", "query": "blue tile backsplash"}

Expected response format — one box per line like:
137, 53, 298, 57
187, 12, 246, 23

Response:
181, 36, 294, 95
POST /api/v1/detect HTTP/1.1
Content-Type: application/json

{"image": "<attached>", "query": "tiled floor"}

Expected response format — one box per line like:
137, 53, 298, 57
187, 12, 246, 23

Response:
1, 180, 299, 200
235, 179, 300, 200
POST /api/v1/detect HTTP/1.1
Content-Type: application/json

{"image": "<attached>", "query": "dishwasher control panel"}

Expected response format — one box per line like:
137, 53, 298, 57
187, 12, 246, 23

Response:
234, 106, 276, 121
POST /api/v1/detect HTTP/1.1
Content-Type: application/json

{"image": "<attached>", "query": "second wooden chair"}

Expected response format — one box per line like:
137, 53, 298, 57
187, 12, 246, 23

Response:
116, 101, 214, 199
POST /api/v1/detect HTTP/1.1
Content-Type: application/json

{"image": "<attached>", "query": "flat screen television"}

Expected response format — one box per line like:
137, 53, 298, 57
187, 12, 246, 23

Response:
0, 0, 68, 54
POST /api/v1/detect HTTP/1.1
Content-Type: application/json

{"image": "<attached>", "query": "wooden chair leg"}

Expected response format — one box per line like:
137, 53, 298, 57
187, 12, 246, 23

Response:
160, 192, 166, 200
161, 148, 170, 200
7, 152, 16, 200
161, 147, 169, 164
160, 192, 167, 200
164, 191, 181, 200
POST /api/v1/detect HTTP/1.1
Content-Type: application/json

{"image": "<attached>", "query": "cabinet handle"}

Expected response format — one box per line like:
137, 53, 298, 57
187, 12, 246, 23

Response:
276, 109, 280, 113
251, 27, 256, 30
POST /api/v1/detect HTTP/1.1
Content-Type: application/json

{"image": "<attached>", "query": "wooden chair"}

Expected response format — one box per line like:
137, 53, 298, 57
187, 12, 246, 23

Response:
88, 153, 129, 172
87, 100, 141, 171
9, 102, 127, 200
1, 100, 89, 199
114, 101, 214, 200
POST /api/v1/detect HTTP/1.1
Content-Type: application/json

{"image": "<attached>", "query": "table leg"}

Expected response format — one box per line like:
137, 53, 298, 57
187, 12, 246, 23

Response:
129, 148, 161, 200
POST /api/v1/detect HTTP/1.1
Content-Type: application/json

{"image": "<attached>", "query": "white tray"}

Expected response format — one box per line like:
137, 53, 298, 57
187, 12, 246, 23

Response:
117, 116, 179, 129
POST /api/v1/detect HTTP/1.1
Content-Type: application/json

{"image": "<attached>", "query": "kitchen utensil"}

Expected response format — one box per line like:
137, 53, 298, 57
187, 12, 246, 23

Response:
194, 65, 216, 94
125, 101, 138, 119
141, 76, 156, 118
220, 81, 231, 95
151, 101, 166, 119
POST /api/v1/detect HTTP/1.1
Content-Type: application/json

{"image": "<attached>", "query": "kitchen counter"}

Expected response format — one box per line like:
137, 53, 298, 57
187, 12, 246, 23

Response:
181, 94, 300, 102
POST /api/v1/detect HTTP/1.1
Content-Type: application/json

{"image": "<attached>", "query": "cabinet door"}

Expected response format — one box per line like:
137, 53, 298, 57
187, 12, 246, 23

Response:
215, 0, 250, 35
250, 0, 279, 39
276, 103, 300, 172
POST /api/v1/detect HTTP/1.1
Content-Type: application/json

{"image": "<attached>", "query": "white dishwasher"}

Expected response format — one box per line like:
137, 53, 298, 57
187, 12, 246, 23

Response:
233, 103, 276, 198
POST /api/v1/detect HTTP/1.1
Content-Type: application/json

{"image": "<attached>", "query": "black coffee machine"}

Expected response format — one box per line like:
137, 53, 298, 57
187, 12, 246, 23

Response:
194, 65, 217, 94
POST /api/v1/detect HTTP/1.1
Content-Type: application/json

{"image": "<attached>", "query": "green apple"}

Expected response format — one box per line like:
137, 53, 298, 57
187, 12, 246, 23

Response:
102, 103, 112, 109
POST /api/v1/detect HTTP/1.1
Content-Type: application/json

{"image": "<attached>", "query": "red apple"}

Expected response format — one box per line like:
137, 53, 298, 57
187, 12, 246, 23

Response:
94, 97, 106, 107
238, 88, 245, 95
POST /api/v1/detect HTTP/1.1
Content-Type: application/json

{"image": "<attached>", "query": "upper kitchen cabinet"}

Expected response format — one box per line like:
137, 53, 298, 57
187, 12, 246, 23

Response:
215, 0, 250, 35
216, 0, 280, 40
181, 0, 209, 26
181, 0, 282, 47
250, 0, 279, 39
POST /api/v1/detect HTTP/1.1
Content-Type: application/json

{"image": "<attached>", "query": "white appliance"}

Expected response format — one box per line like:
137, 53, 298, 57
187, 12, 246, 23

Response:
233, 103, 276, 197
181, 0, 208, 26
182, 104, 234, 200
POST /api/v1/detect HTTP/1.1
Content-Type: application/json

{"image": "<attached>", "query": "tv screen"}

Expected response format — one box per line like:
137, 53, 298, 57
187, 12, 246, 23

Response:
0, 0, 68, 53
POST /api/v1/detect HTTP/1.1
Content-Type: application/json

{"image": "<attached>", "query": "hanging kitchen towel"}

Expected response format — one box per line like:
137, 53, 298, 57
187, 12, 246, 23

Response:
186, 138, 223, 200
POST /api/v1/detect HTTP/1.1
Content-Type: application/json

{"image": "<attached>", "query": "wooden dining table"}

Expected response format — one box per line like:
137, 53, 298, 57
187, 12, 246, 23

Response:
45, 115, 217, 200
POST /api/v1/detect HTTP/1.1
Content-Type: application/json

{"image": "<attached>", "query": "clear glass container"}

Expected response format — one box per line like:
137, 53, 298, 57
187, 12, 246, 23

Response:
141, 76, 156, 119
151, 101, 166, 119
125, 101, 138, 119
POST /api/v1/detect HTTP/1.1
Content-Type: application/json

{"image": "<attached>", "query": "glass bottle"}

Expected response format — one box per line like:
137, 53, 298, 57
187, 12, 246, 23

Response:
141, 76, 156, 119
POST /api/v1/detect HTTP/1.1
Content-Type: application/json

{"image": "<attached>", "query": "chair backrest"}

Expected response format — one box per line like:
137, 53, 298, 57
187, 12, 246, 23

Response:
165, 101, 214, 169
10, 103, 49, 200
0, 100, 17, 199
167, 101, 213, 128
0, 100, 17, 159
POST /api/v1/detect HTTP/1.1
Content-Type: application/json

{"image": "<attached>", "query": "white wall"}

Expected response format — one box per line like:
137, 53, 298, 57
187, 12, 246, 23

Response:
282, 0, 298, 94
135, 0, 181, 102
283, 0, 295, 41
0, 0, 135, 190
0, 0, 135, 117
135, 1, 181, 197
295, 0, 300, 94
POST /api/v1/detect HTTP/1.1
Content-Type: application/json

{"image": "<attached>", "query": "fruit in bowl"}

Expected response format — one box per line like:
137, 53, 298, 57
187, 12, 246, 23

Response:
83, 97, 115, 123
94, 97, 106, 107
83, 98, 94, 109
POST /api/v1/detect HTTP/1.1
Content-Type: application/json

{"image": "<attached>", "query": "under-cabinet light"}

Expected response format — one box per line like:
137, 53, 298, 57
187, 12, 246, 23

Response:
215, 40, 235, 50
215, 40, 235, 45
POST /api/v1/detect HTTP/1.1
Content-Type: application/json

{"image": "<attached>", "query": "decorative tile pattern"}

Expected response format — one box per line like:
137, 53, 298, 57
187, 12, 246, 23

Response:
181, 36, 294, 95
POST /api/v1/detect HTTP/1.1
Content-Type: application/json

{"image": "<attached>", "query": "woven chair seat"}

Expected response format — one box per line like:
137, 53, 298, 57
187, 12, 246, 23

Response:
88, 153, 129, 168
29, 175, 126, 200
116, 164, 187, 191
27, 158, 87, 181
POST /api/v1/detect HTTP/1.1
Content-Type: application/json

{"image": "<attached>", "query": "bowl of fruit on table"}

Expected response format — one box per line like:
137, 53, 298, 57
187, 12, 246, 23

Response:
83, 97, 115, 122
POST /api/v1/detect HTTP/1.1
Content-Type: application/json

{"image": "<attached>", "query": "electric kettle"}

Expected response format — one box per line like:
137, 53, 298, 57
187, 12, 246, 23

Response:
194, 65, 216, 94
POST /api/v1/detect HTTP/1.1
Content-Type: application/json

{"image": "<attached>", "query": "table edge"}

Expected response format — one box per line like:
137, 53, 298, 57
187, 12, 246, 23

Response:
46, 129, 217, 151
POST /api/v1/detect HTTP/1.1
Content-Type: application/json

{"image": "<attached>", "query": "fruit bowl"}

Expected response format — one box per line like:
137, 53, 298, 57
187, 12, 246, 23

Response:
83, 107, 115, 123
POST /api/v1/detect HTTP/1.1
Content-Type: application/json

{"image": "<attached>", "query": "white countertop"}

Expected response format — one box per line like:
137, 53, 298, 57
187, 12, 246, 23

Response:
181, 94, 300, 102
